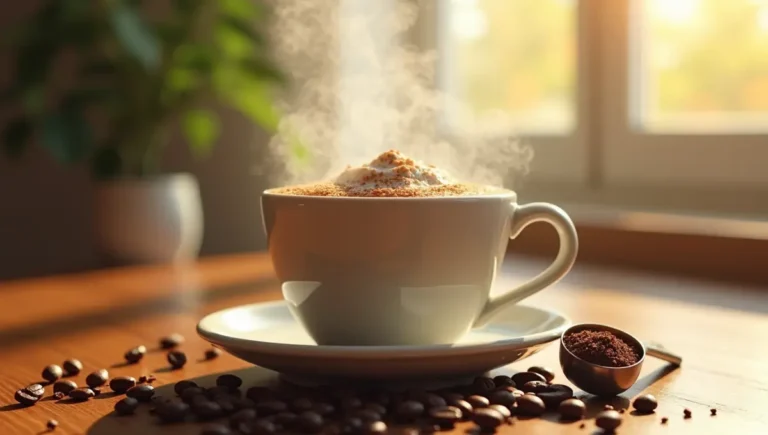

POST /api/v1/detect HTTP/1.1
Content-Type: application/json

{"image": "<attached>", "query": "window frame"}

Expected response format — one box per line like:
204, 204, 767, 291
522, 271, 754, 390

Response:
423, 0, 768, 214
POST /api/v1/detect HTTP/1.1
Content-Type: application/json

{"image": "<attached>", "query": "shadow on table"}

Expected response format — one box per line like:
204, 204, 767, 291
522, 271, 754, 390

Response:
86, 366, 280, 435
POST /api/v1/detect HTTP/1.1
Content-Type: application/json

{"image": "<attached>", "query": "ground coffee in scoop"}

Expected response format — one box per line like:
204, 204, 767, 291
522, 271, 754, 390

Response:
563, 329, 640, 367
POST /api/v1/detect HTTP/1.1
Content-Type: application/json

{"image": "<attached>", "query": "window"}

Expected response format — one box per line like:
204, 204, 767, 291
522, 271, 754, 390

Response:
428, 0, 768, 212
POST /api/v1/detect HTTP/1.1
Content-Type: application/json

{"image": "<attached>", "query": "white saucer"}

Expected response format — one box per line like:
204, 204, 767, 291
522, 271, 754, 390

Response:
197, 301, 569, 382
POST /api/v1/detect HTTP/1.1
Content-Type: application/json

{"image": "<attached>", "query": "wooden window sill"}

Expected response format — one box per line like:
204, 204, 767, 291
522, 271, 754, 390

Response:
508, 205, 768, 286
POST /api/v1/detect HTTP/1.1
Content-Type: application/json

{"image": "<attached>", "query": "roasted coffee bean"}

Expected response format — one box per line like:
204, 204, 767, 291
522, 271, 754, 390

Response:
216, 374, 243, 390
200, 423, 232, 435
516, 394, 545, 416
684, 408, 692, 419
246, 386, 274, 402
489, 404, 511, 419
661, 417, 669, 424
511, 371, 546, 386
53, 380, 76, 395
174, 380, 199, 395
466, 395, 490, 409
364, 403, 387, 416
46, 419, 58, 430
62, 359, 82, 376
167, 350, 187, 369
527, 366, 556, 383
313, 402, 335, 416
558, 398, 586, 420
536, 384, 574, 408
291, 397, 314, 412
206, 386, 233, 399
296, 411, 323, 433
492, 375, 515, 388
340, 396, 363, 411
429, 405, 462, 428
160, 333, 185, 349
193, 400, 224, 420
364, 421, 387, 434
274, 411, 298, 428
157, 401, 190, 423
42, 365, 64, 383
256, 400, 288, 416
53, 392, 65, 400
15, 389, 39, 406
25, 383, 45, 398
115, 397, 139, 415
521, 380, 549, 394
420, 423, 440, 433
440, 392, 464, 402
126, 384, 155, 402
596, 410, 622, 431
354, 409, 381, 423
246, 419, 277, 435
472, 408, 504, 431
711, 408, 717, 416
85, 369, 109, 388
230, 408, 257, 428
420, 393, 446, 409
448, 399, 473, 420
604, 404, 614, 411
508, 388, 525, 398
395, 400, 424, 422
215, 396, 237, 415
472, 376, 496, 395
109, 376, 137, 394
339, 417, 363, 434
633, 394, 658, 413
205, 348, 222, 360
181, 387, 206, 403
69, 388, 95, 402
232, 397, 256, 411
124, 345, 147, 364
487, 389, 516, 407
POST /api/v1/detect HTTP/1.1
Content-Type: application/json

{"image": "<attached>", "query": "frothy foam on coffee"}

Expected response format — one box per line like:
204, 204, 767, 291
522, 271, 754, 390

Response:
335, 150, 455, 193
272, 150, 503, 197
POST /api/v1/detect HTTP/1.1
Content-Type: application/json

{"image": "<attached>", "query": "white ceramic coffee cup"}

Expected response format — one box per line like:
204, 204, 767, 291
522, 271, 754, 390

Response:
261, 189, 578, 346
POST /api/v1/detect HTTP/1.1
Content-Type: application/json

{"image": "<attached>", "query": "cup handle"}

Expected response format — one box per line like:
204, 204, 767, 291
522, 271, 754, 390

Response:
473, 202, 579, 328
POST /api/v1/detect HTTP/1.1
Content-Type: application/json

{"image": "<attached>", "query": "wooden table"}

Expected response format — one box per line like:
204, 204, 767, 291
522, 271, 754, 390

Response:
1, 252, 767, 434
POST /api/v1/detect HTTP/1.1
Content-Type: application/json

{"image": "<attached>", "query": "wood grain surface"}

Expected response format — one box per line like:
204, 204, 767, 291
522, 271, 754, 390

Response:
1, 252, 767, 434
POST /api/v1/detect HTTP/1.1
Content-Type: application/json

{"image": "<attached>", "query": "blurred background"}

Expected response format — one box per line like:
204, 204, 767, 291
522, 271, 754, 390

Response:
2, 0, 768, 283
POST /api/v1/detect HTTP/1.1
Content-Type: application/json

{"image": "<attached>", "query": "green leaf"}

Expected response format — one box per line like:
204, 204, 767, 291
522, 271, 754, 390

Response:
90, 146, 123, 180
182, 109, 219, 157
109, 4, 160, 71
215, 22, 252, 58
173, 44, 214, 72
220, 0, 261, 18
240, 57, 285, 83
220, 16, 266, 46
2, 117, 32, 159
41, 111, 92, 163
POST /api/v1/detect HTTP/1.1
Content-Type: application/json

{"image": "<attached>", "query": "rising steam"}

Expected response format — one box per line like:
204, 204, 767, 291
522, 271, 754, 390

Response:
263, 0, 533, 189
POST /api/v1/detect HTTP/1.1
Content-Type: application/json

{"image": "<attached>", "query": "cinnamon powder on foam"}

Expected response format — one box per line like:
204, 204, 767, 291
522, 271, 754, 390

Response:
272, 150, 497, 197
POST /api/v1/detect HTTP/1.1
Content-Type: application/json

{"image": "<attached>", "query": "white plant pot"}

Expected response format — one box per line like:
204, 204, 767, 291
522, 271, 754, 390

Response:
94, 173, 203, 265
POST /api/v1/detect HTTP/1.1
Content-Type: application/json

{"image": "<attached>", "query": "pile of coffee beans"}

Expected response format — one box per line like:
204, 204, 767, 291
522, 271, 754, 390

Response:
11, 333, 701, 433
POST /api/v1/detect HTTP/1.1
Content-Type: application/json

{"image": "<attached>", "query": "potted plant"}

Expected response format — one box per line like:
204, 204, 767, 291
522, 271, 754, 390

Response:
1, 0, 285, 264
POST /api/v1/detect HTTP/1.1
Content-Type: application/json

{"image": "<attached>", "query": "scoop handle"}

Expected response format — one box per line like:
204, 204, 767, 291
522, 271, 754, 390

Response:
473, 202, 578, 328
646, 342, 683, 366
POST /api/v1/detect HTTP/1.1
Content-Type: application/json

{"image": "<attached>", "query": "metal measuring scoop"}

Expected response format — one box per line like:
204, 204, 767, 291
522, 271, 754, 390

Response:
559, 323, 683, 397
